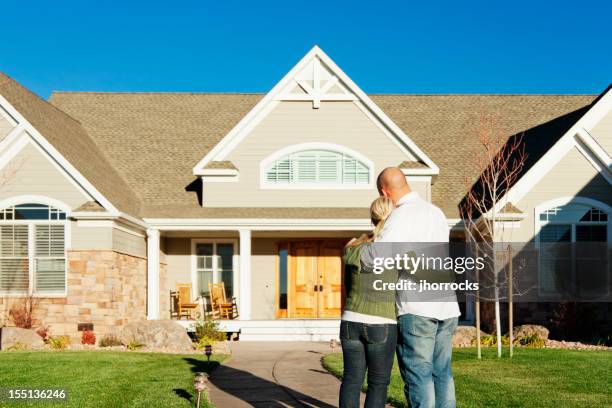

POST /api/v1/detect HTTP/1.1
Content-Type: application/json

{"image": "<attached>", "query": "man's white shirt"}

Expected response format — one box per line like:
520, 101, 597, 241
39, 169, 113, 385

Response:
376, 191, 461, 320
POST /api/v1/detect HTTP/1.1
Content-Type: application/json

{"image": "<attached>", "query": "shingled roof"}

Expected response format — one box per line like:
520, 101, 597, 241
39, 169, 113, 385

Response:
49, 91, 595, 219
0, 73, 141, 215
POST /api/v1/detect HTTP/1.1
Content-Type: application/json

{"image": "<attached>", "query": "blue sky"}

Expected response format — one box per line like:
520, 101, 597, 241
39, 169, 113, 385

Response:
1, 1, 610, 98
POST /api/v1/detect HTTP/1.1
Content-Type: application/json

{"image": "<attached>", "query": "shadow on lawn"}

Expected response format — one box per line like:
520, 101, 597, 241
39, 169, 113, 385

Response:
183, 357, 336, 408
173, 359, 222, 404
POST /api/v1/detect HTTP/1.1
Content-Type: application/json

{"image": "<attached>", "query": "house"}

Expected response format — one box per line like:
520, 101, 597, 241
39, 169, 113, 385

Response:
0, 46, 609, 341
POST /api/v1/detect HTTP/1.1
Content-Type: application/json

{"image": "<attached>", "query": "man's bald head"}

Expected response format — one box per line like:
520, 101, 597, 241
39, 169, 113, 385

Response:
377, 167, 411, 204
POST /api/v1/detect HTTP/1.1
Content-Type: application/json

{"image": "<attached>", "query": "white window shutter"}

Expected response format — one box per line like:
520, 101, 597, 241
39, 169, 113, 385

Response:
0, 225, 29, 291
34, 225, 66, 293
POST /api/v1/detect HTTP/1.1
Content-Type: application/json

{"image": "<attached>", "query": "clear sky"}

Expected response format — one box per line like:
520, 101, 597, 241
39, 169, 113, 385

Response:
1, 1, 610, 99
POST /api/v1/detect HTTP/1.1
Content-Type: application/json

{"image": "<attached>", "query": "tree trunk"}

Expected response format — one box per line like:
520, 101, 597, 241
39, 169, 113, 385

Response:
495, 296, 502, 358
508, 245, 514, 358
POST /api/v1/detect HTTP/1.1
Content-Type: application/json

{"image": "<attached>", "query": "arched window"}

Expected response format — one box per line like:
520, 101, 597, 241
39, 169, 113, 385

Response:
537, 198, 609, 298
0, 202, 68, 295
262, 144, 372, 187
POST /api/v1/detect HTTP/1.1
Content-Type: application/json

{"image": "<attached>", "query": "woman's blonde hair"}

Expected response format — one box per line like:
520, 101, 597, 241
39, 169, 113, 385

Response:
370, 196, 394, 238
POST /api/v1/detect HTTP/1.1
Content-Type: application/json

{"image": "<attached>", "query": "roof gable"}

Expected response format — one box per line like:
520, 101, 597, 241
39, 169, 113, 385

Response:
0, 73, 141, 216
192, 46, 439, 176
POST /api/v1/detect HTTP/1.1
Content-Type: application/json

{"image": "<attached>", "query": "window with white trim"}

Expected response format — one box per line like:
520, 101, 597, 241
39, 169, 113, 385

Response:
0, 203, 67, 294
265, 149, 370, 185
538, 202, 608, 298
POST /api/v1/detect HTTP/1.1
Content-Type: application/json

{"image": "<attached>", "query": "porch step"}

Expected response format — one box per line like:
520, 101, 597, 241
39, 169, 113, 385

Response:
239, 327, 339, 341
177, 319, 341, 341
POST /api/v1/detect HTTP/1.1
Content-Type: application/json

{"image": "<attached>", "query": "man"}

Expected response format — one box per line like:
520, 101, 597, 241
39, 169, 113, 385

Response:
376, 167, 460, 408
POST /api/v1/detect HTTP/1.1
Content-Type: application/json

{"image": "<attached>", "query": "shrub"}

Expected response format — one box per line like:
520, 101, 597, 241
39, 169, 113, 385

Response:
8, 296, 37, 329
515, 334, 545, 348
196, 336, 217, 350
474, 334, 510, 347
98, 334, 122, 347
194, 319, 226, 343
595, 335, 612, 347
36, 325, 50, 341
7, 342, 30, 351
48, 336, 70, 350
81, 331, 96, 345
126, 340, 143, 351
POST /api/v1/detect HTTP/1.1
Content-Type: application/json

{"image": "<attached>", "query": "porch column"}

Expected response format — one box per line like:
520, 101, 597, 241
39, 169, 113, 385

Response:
239, 229, 252, 320
146, 228, 160, 320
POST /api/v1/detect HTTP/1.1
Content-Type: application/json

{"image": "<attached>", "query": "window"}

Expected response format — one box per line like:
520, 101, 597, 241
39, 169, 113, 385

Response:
264, 147, 371, 186
538, 201, 608, 298
194, 241, 235, 299
0, 203, 67, 294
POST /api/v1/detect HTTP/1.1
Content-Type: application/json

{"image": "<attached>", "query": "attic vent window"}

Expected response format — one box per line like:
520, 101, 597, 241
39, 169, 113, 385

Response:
265, 149, 370, 186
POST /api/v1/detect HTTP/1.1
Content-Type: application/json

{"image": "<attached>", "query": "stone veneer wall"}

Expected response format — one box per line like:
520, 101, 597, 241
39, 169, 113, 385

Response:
0, 250, 149, 343
159, 262, 170, 320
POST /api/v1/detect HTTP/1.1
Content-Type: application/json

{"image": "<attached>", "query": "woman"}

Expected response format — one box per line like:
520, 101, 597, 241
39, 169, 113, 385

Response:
339, 196, 398, 408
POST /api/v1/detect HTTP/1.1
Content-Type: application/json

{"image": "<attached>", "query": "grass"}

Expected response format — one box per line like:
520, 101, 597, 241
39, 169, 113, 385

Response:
323, 347, 612, 408
0, 351, 227, 407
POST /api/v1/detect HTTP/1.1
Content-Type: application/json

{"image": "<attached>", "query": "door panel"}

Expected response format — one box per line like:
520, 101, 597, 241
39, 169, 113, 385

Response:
289, 242, 318, 317
317, 241, 343, 318
286, 239, 345, 318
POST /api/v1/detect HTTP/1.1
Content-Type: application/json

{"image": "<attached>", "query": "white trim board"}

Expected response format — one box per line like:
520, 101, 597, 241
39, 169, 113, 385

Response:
193, 45, 439, 176
144, 217, 463, 231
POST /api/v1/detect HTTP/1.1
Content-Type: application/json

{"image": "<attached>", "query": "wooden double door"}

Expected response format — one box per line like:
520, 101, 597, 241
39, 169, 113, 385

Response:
287, 240, 345, 318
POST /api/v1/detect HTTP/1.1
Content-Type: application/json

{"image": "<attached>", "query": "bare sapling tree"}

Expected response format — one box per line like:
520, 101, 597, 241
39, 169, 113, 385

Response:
461, 112, 527, 358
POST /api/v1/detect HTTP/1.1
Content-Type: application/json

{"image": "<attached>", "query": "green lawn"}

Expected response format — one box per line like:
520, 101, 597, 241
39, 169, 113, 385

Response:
323, 348, 612, 408
0, 351, 227, 408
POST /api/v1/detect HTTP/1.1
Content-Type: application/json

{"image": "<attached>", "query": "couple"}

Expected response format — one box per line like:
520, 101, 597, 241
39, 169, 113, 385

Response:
340, 167, 460, 408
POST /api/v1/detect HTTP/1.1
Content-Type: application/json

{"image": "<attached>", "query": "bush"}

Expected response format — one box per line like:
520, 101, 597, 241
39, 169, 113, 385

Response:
515, 334, 545, 348
7, 342, 30, 351
474, 334, 510, 347
81, 331, 96, 345
98, 334, 122, 347
196, 336, 217, 350
194, 320, 226, 343
126, 340, 143, 351
8, 296, 37, 329
48, 336, 70, 350
595, 335, 612, 347
36, 325, 50, 341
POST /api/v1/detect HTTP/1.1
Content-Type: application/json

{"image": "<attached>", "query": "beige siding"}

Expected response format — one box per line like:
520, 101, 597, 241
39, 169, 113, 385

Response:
203, 101, 419, 208
407, 177, 431, 202
589, 109, 612, 154
164, 237, 192, 293
70, 222, 113, 250
251, 238, 278, 319
0, 113, 13, 139
112, 227, 146, 258
509, 146, 611, 242
0, 140, 90, 209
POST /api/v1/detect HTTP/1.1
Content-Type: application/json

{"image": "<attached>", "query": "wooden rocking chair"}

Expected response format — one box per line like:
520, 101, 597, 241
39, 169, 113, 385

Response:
208, 282, 238, 320
176, 283, 199, 319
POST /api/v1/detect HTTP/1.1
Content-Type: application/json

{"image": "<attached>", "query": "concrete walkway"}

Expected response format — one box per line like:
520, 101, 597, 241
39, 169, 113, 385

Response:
207, 342, 368, 407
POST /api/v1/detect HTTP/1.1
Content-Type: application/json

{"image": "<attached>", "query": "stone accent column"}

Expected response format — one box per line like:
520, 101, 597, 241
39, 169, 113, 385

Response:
239, 229, 251, 320
147, 228, 160, 320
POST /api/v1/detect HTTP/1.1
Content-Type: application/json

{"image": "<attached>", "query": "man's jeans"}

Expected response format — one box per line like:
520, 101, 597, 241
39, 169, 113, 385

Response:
397, 314, 458, 408
339, 320, 397, 408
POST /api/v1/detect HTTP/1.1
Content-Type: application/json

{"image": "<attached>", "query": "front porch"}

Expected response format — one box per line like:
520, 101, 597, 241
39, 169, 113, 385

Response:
144, 220, 371, 339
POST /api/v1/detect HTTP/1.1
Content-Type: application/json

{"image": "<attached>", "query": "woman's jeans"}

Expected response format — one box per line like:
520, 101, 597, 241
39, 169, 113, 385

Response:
339, 320, 397, 408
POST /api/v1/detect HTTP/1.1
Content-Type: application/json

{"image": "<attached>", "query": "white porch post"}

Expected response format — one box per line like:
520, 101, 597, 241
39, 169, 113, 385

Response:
146, 228, 160, 320
239, 229, 252, 320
